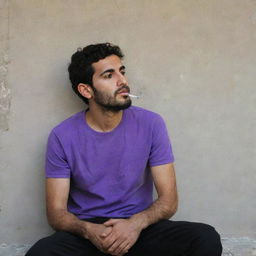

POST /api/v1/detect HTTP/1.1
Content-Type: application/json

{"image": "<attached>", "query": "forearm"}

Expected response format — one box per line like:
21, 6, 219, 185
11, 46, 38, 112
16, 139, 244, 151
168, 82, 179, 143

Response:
47, 208, 90, 238
48, 209, 114, 254
130, 196, 178, 230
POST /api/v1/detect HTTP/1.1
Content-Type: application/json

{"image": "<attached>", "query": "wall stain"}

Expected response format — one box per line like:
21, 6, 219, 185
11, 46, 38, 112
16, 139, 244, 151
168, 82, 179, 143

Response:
0, 0, 10, 131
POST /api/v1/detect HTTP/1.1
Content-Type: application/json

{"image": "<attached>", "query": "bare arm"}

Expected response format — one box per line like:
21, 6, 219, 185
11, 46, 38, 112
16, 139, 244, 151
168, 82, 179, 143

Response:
130, 162, 178, 229
46, 178, 87, 236
103, 163, 178, 255
46, 178, 112, 252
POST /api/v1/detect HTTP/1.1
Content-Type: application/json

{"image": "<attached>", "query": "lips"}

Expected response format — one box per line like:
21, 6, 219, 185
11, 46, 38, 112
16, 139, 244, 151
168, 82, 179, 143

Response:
118, 89, 129, 94
116, 86, 130, 95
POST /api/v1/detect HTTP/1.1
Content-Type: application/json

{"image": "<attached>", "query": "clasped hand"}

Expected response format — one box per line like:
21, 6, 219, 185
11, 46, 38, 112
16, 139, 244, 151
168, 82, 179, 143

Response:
86, 218, 141, 256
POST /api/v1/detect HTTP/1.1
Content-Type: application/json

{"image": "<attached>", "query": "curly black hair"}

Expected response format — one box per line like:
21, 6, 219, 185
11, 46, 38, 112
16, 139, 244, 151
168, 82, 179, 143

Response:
68, 43, 124, 104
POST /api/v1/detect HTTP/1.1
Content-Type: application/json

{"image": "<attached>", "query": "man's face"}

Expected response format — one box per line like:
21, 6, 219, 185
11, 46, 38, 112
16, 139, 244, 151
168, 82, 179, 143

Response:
90, 55, 131, 112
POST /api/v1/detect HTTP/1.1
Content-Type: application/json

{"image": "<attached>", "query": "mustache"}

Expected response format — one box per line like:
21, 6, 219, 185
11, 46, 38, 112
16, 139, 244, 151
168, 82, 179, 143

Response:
115, 85, 130, 96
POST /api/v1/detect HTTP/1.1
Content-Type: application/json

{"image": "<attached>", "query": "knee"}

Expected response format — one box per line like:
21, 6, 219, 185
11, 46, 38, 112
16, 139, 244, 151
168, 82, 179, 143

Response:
25, 237, 52, 256
195, 223, 222, 254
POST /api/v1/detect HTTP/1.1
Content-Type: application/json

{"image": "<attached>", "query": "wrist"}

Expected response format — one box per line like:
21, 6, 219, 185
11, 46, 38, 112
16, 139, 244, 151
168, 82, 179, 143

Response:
79, 221, 91, 239
130, 213, 149, 231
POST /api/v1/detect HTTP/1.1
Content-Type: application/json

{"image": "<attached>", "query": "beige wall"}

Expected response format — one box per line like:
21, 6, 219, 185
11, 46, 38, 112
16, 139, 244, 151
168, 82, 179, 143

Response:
0, 0, 255, 253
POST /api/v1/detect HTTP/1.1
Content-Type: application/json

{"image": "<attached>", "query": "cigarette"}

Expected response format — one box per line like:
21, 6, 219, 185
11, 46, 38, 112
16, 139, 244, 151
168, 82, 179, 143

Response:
128, 93, 140, 98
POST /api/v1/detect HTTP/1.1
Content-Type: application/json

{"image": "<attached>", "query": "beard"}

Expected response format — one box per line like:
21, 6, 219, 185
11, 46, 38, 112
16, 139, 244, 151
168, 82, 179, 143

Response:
92, 85, 132, 112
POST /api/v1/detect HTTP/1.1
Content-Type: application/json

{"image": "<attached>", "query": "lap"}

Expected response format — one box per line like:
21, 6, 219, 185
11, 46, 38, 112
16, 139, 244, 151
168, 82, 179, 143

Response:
25, 220, 221, 256
127, 220, 220, 256
25, 231, 105, 256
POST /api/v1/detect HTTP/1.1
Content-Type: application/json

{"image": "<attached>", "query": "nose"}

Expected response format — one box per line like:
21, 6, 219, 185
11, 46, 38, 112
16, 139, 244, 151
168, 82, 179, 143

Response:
117, 72, 128, 87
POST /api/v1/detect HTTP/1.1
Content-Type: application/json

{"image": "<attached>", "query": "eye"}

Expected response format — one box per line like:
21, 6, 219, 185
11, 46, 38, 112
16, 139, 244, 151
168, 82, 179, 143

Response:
103, 73, 112, 79
121, 70, 126, 76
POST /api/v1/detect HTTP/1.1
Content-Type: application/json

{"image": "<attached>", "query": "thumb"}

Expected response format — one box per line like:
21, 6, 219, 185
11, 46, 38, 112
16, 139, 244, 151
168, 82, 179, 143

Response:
103, 219, 119, 227
100, 226, 112, 238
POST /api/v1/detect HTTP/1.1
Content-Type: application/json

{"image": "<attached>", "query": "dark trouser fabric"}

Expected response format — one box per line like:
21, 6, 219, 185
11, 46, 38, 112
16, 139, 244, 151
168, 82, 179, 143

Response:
25, 219, 222, 256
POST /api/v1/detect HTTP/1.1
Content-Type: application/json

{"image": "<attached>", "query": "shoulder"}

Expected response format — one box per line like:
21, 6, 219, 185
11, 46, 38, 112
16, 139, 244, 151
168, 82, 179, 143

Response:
126, 106, 162, 120
50, 110, 85, 138
125, 106, 165, 125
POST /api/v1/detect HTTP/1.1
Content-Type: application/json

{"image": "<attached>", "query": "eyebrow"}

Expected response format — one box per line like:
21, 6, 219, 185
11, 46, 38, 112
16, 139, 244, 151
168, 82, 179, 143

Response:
99, 65, 126, 77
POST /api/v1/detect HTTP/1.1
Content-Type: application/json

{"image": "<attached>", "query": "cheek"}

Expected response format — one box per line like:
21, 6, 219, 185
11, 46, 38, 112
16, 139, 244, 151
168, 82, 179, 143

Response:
93, 78, 111, 89
94, 83, 117, 95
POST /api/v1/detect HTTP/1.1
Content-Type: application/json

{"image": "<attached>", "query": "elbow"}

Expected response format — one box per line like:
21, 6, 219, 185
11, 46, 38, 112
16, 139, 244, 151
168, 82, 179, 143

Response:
47, 218, 57, 230
46, 207, 63, 231
165, 197, 178, 219
46, 210, 57, 230
170, 192, 179, 216
171, 200, 178, 216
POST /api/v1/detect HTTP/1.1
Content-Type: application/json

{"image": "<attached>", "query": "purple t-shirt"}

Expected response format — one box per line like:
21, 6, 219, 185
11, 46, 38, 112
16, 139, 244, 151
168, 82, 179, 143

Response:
46, 106, 174, 219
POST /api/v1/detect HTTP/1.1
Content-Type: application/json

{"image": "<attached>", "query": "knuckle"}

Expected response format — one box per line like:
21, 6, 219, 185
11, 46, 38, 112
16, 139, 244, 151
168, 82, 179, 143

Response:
109, 247, 115, 253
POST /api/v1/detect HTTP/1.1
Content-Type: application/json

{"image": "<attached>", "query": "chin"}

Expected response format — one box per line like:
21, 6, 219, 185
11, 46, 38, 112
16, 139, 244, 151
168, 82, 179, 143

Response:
107, 100, 132, 112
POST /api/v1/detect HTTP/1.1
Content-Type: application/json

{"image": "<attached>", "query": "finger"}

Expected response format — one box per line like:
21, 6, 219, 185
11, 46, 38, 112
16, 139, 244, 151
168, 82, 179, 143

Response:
102, 233, 116, 249
112, 240, 130, 256
107, 239, 124, 254
104, 219, 119, 227
121, 243, 130, 254
100, 226, 112, 238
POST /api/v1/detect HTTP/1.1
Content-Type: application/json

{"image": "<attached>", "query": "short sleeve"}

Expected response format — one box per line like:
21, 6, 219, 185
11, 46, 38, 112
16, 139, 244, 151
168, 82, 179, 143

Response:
148, 115, 175, 166
45, 130, 71, 178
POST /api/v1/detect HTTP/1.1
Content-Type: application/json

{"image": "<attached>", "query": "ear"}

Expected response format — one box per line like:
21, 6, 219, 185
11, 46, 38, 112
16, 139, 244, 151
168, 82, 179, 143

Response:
77, 83, 93, 100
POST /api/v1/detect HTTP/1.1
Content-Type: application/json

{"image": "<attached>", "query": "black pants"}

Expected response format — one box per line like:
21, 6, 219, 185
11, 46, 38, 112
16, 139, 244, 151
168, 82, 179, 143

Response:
25, 219, 222, 256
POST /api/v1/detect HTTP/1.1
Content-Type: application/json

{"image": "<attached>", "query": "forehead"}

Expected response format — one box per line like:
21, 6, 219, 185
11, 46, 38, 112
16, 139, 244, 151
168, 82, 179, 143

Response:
92, 55, 123, 74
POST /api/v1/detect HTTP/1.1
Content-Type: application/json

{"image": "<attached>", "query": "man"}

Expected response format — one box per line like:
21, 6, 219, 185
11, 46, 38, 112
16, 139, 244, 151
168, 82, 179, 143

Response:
26, 43, 222, 256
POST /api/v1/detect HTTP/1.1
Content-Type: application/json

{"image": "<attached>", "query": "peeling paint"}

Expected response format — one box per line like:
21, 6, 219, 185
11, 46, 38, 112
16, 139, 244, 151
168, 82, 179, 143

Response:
0, 66, 7, 77
0, 79, 11, 131
0, 0, 10, 131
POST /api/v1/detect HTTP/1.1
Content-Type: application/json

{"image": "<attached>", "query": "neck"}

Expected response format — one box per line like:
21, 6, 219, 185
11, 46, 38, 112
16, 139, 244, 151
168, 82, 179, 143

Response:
86, 103, 123, 132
